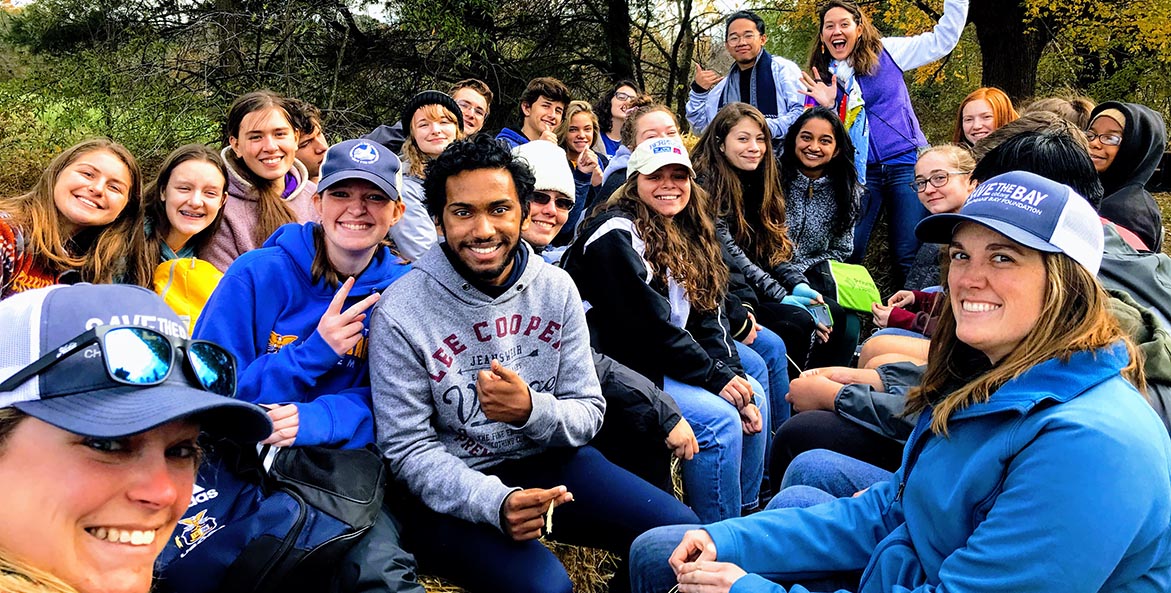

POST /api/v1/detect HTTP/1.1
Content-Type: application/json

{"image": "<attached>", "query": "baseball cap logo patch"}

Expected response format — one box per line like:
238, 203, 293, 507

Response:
349, 142, 380, 164
968, 181, 1051, 217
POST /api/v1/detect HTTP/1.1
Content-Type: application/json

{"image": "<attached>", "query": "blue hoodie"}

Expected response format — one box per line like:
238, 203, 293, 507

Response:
704, 342, 1171, 593
194, 222, 411, 448
495, 127, 530, 149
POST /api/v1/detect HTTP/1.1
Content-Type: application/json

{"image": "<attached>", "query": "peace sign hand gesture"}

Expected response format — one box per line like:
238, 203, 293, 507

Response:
317, 277, 380, 357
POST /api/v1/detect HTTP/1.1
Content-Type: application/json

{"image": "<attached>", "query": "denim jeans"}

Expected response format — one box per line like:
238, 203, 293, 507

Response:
628, 490, 856, 593
780, 449, 896, 498
850, 162, 926, 287
665, 372, 767, 523
746, 326, 792, 433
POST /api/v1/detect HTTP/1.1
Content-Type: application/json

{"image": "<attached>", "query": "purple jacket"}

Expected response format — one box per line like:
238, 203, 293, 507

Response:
857, 48, 928, 164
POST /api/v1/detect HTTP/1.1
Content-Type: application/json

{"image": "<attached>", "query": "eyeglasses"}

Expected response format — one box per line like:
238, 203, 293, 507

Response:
726, 33, 758, 44
613, 91, 636, 102
910, 171, 969, 192
455, 99, 487, 119
1085, 131, 1122, 146
529, 191, 575, 212
0, 326, 237, 397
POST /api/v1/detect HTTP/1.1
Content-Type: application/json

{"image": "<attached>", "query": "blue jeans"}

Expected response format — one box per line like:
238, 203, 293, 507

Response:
665, 373, 767, 523
850, 162, 926, 286
746, 326, 792, 433
780, 449, 895, 499
868, 326, 927, 340
628, 489, 857, 593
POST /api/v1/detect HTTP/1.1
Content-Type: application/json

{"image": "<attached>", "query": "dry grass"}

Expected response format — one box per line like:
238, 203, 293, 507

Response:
419, 541, 618, 593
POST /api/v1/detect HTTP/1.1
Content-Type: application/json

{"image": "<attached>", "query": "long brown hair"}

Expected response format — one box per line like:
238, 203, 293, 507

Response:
556, 100, 605, 157
809, 0, 884, 78
906, 252, 1144, 435
143, 144, 230, 264
224, 91, 299, 246
599, 175, 728, 311
403, 103, 466, 179
692, 103, 793, 267
0, 139, 149, 286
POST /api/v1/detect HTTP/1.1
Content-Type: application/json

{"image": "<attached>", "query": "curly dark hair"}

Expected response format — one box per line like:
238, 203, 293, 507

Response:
422, 134, 536, 222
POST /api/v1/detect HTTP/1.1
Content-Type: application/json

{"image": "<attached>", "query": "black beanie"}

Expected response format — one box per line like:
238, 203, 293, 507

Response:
400, 90, 465, 134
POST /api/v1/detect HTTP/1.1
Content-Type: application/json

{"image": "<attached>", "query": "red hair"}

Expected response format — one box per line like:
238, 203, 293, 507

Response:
952, 87, 1019, 146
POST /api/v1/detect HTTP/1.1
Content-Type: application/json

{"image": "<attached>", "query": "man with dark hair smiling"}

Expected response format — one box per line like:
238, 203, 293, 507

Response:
369, 135, 697, 593
687, 10, 805, 139
496, 76, 572, 148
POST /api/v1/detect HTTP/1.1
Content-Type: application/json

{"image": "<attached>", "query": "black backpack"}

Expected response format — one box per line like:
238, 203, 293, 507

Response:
155, 440, 386, 593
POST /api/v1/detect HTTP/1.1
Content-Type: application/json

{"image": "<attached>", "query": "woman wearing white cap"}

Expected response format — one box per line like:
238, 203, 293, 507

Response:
0, 283, 272, 593
629, 170, 1171, 593
564, 136, 767, 523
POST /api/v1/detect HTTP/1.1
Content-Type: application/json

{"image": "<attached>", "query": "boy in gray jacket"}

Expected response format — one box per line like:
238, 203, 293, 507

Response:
369, 135, 697, 593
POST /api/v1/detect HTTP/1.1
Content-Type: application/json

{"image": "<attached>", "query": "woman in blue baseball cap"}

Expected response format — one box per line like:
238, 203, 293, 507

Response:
0, 283, 272, 593
628, 170, 1171, 593
192, 138, 424, 593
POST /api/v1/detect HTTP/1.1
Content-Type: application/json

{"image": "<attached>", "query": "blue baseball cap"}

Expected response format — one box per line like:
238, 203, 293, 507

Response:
317, 139, 403, 201
915, 170, 1104, 274
0, 284, 272, 440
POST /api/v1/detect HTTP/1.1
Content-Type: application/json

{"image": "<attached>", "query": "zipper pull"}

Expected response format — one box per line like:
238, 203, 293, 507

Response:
895, 481, 906, 502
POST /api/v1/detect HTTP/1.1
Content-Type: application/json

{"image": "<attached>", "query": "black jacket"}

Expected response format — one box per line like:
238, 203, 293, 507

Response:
564, 207, 742, 395
1093, 101, 1166, 252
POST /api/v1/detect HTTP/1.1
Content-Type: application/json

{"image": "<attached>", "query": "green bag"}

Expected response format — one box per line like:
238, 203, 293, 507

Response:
828, 260, 882, 313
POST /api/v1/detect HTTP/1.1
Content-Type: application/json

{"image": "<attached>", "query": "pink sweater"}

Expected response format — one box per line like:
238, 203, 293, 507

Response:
201, 148, 319, 272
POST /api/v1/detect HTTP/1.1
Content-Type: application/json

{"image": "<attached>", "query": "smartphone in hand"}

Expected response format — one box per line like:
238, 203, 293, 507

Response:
810, 303, 833, 327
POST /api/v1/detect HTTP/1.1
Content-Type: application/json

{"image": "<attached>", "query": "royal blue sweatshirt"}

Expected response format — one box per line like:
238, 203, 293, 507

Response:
194, 222, 411, 448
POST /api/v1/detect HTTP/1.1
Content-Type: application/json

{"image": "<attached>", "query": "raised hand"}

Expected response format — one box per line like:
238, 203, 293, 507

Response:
694, 63, 724, 91
799, 67, 838, 108
317, 277, 380, 357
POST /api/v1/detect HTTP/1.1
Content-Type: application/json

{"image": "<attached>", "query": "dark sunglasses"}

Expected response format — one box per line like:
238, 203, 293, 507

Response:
530, 191, 575, 212
0, 326, 237, 397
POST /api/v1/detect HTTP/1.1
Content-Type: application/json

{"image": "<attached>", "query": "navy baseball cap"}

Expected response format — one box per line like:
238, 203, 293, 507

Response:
915, 170, 1104, 274
317, 139, 403, 201
0, 284, 272, 440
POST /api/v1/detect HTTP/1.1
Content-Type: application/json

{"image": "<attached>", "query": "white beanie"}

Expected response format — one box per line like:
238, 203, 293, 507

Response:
512, 140, 576, 200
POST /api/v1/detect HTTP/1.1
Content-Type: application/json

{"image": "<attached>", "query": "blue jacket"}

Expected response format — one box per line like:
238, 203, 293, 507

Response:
495, 127, 530, 149
707, 342, 1171, 593
194, 222, 411, 448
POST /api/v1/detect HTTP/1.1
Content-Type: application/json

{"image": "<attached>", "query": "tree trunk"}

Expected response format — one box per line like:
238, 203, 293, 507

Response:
606, 0, 634, 81
969, 0, 1052, 102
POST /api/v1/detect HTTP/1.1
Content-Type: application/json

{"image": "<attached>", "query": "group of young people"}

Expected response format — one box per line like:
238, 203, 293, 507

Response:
1, 1, 1170, 593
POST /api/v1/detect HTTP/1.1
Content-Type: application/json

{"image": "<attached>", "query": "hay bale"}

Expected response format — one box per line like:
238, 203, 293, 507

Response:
419, 541, 618, 593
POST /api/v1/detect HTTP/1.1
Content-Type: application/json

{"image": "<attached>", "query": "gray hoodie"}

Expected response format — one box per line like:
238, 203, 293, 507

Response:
369, 244, 605, 529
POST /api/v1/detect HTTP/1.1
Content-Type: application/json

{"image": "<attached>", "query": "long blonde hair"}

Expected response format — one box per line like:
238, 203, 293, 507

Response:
906, 253, 1144, 435
0, 139, 148, 286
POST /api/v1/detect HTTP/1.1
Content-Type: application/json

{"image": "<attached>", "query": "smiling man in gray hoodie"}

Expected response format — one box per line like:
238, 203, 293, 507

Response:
368, 135, 697, 593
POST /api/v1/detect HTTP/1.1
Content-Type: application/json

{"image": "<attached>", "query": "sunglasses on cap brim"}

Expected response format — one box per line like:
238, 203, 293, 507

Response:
0, 325, 237, 398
